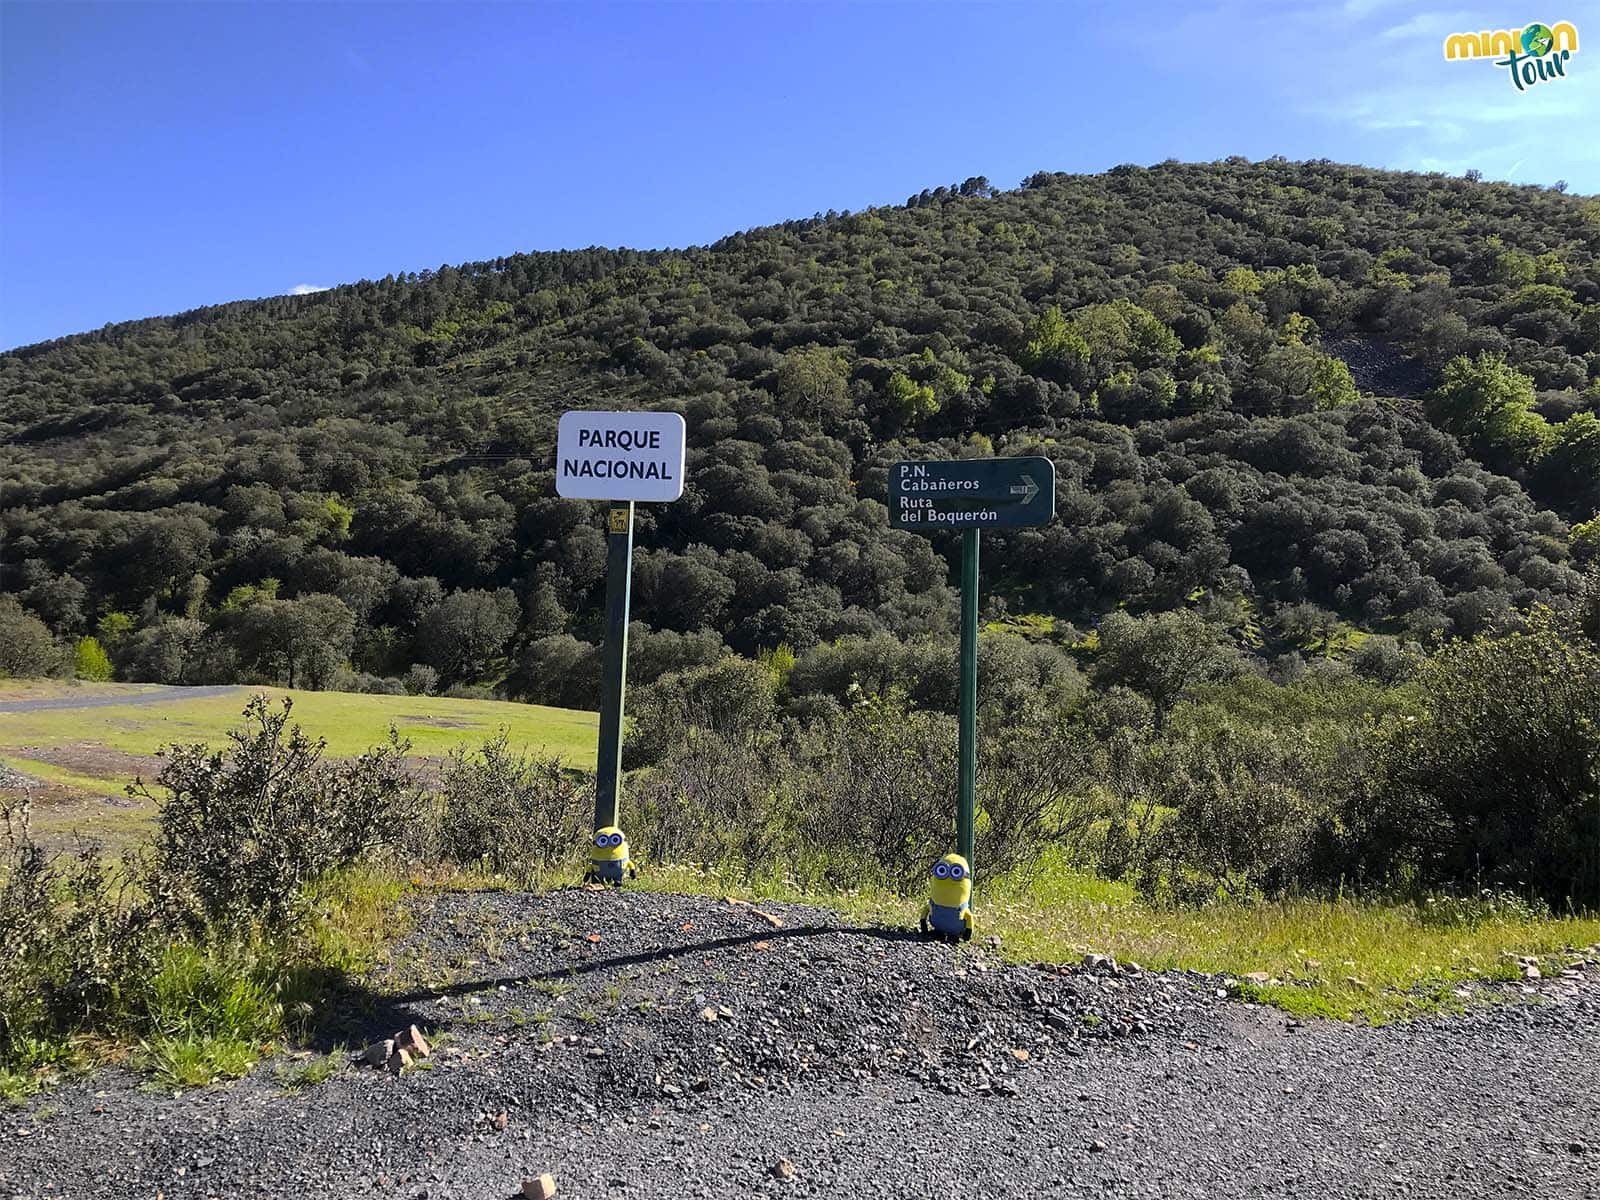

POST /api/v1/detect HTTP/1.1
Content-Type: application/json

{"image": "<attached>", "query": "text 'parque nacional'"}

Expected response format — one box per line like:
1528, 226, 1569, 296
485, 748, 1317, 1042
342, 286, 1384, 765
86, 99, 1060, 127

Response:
556, 410, 687, 502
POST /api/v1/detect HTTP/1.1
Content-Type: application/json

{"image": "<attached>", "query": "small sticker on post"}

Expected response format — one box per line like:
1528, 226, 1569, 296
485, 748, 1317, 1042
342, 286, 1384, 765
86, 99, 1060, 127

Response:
609, 507, 630, 534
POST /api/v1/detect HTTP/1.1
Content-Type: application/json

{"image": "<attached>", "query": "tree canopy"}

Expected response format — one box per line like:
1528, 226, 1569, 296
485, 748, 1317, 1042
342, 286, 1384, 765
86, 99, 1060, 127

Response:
3, 159, 1598, 693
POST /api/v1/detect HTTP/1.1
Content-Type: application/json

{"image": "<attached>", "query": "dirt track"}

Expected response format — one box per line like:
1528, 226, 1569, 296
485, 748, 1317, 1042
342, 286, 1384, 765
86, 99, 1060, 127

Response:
0, 685, 242, 715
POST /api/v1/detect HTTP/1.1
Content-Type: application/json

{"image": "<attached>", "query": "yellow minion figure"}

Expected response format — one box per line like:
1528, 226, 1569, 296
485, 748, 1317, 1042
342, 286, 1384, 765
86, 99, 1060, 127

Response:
920, 853, 973, 941
585, 826, 637, 884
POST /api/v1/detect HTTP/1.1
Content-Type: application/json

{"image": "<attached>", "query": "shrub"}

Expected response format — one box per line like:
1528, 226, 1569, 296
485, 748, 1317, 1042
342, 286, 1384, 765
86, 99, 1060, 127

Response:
631, 721, 790, 874
0, 804, 162, 1078
1137, 723, 1334, 901
1348, 635, 1414, 685
504, 634, 601, 708
625, 656, 777, 769
975, 720, 1101, 875
1364, 612, 1600, 905
792, 693, 956, 890
402, 663, 440, 695
0, 596, 62, 678
134, 697, 418, 931
433, 733, 591, 878
73, 635, 114, 681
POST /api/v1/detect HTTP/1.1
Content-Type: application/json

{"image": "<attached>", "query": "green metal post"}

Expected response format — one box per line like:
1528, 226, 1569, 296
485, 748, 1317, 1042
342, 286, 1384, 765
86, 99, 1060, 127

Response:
593, 502, 634, 832
957, 528, 979, 871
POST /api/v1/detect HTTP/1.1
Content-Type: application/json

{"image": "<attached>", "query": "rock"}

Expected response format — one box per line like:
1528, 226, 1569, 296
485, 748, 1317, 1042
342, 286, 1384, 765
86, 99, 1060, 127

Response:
492, 1111, 508, 1131
1088, 1140, 1108, 1153
397, 1025, 432, 1059
1522, 964, 1542, 981
1009, 1048, 1030, 1062
1243, 971, 1272, 985
387, 1048, 413, 1075
585, 1047, 606, 1059
771, 1157, 796, 1180
361, 1039, 396, 1067
522, 1174, 557, 1199
700, 1006, 719, 1022
986, 935, 1002, 948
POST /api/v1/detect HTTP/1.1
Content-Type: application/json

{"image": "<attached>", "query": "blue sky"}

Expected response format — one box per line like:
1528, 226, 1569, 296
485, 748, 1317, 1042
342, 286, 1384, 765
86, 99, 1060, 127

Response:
2, 1, 1595, 350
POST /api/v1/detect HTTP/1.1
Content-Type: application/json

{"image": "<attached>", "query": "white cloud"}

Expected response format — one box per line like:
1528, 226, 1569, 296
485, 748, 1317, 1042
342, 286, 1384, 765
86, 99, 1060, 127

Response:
289, 284, 330, 296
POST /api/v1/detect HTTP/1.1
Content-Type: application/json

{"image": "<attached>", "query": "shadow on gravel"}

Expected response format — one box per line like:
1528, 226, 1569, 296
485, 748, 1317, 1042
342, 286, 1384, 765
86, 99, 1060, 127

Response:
304, 920, 928, 1052
300, 971, 442, 1054
387, 922, 926, 1005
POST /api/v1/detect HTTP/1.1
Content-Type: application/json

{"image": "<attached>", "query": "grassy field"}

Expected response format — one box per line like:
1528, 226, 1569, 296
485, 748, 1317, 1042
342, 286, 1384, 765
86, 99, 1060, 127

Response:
0, 682, 597, 847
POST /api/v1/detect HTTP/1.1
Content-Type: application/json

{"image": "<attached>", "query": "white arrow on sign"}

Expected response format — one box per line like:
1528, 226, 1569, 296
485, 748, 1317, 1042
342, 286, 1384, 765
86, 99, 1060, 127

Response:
1008, 475, 1039, 503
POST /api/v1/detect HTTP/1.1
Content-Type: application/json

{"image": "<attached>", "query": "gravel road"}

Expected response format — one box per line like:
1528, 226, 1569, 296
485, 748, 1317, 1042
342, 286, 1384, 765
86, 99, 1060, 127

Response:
0, 685, 242, 715
3, 889, 1597, 1199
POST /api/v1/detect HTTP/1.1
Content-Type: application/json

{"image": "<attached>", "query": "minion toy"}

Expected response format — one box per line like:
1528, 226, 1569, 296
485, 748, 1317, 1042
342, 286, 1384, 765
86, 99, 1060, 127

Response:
920, 853, 973, 941
584, 826, 637, 884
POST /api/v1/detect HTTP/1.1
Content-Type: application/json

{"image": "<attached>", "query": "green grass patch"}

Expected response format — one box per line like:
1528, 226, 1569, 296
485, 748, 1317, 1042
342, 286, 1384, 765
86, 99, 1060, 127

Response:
0, 684, 597, 846
273, 1049, 346, 1090
0, 685, 596, 764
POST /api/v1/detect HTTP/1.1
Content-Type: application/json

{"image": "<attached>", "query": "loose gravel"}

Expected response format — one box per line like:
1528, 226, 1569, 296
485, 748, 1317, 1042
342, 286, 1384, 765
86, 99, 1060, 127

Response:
3, 888, 1598, 1199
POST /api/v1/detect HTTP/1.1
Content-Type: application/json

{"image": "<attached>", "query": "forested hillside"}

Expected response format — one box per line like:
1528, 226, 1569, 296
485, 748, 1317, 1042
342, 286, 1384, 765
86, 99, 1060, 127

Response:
3, 158, 1599, 696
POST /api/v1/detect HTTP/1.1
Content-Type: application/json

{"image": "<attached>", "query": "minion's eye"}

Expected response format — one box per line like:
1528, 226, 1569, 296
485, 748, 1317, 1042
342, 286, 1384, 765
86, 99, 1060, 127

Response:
594, 834, 608, 848
950, 864, 965, 880
610, 833, 624, 847
934, 863, 950, 879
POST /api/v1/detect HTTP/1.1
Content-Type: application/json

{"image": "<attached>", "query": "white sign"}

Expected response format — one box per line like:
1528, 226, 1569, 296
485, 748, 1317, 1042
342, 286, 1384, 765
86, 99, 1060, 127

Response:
556, 410, 687, 502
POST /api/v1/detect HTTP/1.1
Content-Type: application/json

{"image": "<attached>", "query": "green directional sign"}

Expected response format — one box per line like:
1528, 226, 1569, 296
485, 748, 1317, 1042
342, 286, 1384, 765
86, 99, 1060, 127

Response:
888, 456, 1056, 531
885, 455, 1057, 941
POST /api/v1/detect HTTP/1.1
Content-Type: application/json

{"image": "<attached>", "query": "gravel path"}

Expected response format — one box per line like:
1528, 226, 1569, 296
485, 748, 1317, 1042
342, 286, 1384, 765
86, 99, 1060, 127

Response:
0, 685, 242, 715
3, 889, 1597, 1199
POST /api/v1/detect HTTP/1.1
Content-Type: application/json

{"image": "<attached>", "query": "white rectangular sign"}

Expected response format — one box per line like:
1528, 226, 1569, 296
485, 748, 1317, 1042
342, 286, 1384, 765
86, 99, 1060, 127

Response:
556, 410, 687, 502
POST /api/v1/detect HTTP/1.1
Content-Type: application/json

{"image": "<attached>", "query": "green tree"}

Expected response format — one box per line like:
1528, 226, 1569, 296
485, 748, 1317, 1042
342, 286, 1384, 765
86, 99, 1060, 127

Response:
1427, 352, 1551, 472
775, 346, 850, 420
1307, 355, 1358, 409
886, 370, 938, 423
0, 597, 62, 678
418, 589, 520, 683
73, 636, 114, 682
1092, 609, 1233, 729
95, 611, 136, 651
1538, 412, 1600, 515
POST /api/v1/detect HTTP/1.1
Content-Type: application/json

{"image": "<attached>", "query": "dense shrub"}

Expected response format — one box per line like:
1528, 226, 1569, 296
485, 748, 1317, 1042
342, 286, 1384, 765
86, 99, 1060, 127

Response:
0, 806, 162, 1075
791, 694, 956, 889
1137, 724, 1337, 901
0, 597, 62, 678
631, 718, 790, 874
432, 733, 592, 878
134, 697, 418, 931
625, 656, 778, 769
1363, 612, 1600, 905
